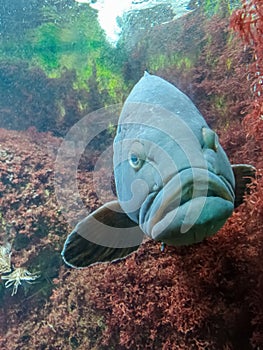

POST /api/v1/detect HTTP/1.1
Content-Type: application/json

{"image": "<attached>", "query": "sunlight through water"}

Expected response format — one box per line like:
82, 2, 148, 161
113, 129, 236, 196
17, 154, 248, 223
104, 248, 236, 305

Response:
75, 0, 192, 44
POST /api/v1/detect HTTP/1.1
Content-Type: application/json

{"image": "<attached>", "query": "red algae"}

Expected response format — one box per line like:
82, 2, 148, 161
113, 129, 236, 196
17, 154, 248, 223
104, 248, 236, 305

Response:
230, 0, 263, 165
0, 4, 262, 350
3, 174, 261, 349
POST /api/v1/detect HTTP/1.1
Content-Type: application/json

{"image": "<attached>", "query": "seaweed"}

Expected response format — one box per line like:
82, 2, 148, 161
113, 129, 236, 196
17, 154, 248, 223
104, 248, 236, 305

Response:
0, 2, 262, 349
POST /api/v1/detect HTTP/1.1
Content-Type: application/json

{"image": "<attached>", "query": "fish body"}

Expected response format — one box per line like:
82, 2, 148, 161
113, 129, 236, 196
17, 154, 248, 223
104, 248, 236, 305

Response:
113, 73, 235, 246
62, 73, 255, 268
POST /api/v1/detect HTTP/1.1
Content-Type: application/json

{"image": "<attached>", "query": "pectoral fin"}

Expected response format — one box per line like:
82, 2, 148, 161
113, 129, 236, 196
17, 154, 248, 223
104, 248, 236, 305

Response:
232, 164, 256, 207
61, 200, 145, 268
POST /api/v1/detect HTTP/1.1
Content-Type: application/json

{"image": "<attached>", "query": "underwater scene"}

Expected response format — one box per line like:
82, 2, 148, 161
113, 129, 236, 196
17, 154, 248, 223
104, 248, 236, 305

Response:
0, 0, 262, 349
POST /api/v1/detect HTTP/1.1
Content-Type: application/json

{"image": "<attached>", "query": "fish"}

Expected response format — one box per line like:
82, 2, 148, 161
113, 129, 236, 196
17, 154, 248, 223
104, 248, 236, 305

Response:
61, 72, 255, 268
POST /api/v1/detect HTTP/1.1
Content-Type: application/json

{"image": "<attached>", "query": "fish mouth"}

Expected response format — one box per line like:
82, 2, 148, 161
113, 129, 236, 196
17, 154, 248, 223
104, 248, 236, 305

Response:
139, 167, 235, 245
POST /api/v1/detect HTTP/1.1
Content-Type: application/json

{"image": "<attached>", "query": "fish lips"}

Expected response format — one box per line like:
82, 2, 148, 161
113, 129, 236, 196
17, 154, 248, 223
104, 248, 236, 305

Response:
139, 168, 235, 246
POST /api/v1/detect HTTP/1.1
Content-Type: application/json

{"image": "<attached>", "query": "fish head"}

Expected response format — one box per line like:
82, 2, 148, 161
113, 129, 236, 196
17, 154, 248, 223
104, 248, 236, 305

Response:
61, 73, 255, 268
113, 73, 235, 245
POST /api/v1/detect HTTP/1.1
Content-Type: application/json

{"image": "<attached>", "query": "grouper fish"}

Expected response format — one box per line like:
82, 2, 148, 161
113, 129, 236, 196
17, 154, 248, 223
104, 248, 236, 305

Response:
62, 72, 255, 268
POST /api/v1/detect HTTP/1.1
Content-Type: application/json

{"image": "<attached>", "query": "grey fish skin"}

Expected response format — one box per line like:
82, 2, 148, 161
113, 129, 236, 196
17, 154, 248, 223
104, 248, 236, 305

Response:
113, 72, 235, 246
62, 73, 255, 268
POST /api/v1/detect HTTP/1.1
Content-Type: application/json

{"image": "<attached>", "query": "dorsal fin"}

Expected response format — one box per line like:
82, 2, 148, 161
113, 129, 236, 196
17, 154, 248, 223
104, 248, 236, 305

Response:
232, 164, 256, 207
62, 200, 144, 268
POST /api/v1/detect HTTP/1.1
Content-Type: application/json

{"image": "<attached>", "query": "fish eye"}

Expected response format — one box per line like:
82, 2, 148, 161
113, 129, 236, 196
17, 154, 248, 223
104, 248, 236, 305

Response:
128, 141, 145, 170
129, 152, 144, 169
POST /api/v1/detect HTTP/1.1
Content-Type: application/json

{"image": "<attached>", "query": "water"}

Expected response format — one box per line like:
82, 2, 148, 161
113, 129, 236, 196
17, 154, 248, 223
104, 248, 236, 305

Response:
0, 0, 262, 349
76, 0, 192, 43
